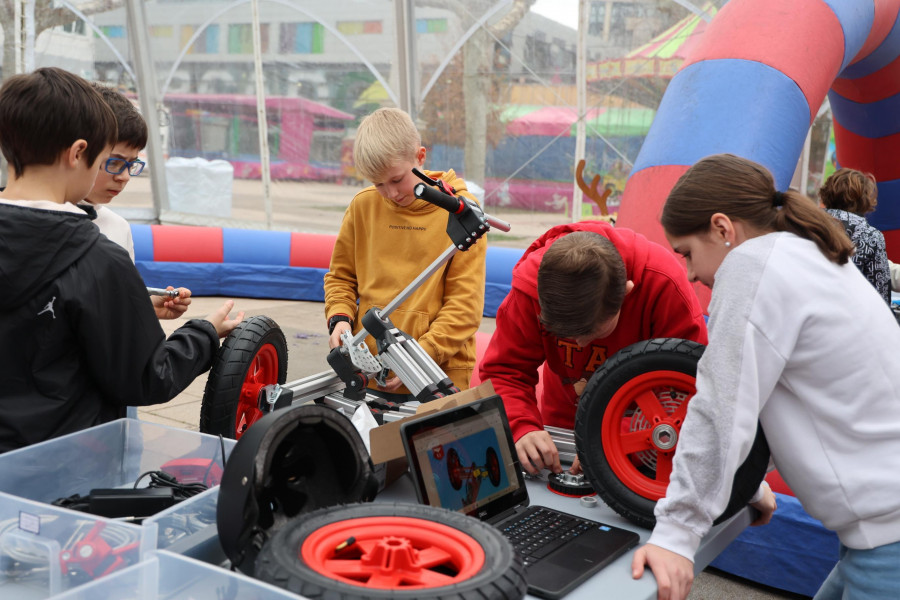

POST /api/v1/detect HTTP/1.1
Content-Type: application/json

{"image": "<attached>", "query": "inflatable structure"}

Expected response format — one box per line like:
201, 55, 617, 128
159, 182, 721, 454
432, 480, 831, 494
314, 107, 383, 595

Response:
619, 0, 900, 261
131, 223, 522, 318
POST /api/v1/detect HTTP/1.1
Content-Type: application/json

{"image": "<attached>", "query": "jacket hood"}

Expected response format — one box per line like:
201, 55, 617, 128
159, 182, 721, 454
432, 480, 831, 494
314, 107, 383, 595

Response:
511, 221, 651, 300
0, 203, 100, 310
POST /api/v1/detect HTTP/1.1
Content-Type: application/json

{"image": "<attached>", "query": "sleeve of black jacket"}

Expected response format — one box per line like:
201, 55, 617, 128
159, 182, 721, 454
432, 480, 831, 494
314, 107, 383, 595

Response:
71, 240, 221, 407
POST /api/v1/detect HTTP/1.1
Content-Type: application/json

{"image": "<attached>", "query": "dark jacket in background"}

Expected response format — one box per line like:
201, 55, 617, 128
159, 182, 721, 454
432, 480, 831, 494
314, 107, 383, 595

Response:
826, 208, 891, 304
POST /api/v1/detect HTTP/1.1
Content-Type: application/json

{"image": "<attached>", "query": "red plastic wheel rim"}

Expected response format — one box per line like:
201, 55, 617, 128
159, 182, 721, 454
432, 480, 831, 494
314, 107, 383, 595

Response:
235, 343, 279, 439
600, 370, 695, 500
300, 516, 486, 589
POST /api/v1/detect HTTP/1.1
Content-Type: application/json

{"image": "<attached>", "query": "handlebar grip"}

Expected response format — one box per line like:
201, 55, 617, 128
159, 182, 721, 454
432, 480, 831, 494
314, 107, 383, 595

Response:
486, 215, 511, 233
414, 181, 511, 233
414, 182, 463, 213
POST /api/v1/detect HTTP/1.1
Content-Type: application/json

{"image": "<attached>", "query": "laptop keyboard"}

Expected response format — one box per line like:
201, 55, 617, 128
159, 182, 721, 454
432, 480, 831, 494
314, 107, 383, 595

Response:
499, 507, 596, 566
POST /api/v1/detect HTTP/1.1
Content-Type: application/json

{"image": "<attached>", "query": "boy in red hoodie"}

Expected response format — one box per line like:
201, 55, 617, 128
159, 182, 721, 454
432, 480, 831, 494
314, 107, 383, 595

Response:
479, 221, 707, 475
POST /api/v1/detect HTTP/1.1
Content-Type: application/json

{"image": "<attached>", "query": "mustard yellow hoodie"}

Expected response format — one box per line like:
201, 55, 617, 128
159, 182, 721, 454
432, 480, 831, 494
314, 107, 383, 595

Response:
324, 169, 486, 392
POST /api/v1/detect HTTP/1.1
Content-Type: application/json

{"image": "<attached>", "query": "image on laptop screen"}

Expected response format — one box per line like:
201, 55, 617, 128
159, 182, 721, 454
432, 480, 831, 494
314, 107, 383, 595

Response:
402, 395, 643, 600
403, 395, 529, 518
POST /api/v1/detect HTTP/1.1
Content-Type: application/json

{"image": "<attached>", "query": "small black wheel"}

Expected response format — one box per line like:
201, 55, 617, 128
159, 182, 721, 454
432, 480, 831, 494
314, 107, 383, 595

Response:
200, 315, 288, 439
575, 338, 769, 529
486, 447, 501, 487
447, 448, 463, 490
255, 503, 527, 600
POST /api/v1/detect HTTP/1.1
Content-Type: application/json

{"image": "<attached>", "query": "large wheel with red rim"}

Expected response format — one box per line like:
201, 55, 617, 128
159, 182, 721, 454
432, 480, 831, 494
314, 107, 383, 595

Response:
254, 502, 527, 600
200, 315, 288, 439
574, 338, 769, 529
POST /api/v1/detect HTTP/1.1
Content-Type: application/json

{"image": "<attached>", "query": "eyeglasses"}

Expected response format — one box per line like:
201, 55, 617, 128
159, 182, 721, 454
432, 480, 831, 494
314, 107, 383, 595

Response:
104, 157, 146, 176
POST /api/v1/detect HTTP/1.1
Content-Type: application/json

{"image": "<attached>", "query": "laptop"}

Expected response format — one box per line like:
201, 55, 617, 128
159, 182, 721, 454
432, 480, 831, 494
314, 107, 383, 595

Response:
400, 395, 640, 599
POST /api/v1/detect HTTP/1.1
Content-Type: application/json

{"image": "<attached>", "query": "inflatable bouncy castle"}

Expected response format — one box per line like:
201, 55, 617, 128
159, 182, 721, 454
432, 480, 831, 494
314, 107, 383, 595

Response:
619, 0, 900, 264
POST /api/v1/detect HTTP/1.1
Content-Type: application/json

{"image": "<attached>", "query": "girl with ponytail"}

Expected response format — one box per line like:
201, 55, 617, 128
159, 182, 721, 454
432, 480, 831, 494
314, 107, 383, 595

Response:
632, 154, 900, 600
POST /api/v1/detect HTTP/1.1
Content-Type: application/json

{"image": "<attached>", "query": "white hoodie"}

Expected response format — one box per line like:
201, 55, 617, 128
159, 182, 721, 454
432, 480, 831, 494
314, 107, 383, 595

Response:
650, 232, 900, 560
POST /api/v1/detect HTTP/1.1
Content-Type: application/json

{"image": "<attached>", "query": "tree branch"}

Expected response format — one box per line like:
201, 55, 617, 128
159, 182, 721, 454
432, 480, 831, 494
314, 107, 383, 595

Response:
34, 0, 126, 31
489, 0, 536, 36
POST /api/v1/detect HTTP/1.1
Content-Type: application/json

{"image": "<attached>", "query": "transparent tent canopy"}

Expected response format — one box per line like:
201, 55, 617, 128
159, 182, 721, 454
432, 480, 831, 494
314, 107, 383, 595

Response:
0, 0, 830, 248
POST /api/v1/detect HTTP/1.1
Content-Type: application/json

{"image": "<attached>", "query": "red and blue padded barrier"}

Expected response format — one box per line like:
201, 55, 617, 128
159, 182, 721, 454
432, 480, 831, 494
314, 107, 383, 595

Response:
132, 223, 521, 317
618, 0, 900, 261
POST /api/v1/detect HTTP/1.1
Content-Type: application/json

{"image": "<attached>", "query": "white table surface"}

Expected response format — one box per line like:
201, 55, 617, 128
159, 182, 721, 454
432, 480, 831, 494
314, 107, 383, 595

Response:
377, 469, 752, 600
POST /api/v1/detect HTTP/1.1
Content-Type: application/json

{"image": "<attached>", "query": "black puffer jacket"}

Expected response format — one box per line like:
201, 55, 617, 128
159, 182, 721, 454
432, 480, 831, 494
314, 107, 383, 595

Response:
0, 202, 219, 453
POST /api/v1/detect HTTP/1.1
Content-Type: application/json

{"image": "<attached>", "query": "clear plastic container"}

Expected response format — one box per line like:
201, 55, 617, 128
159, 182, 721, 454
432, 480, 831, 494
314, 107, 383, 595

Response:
0, 492, 147, 599
0, 418, 237, 593
50, 550, 306, 599
0, 419, 233, 506
144, 486, 222, 561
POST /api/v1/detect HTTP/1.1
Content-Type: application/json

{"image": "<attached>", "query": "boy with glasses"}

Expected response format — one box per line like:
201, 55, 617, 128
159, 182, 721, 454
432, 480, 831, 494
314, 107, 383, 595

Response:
0, 67, 244, 453
83, 83, 189, 320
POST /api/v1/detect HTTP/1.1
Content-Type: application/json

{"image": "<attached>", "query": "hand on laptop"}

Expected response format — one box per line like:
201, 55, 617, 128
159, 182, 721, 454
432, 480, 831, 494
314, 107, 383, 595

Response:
516, 430, 563, 475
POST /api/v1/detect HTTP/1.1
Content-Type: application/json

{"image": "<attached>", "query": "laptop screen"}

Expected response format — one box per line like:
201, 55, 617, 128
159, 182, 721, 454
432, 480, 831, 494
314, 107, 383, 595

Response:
400, 395, 529, 520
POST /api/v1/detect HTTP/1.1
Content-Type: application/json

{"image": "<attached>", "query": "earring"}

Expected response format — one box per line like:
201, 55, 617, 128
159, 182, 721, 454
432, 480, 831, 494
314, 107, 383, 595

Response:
724, 241, 731, 248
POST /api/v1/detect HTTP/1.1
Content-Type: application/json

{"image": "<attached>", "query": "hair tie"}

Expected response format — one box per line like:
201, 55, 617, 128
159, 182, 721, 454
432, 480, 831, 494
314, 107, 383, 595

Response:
772, 191, 786, 208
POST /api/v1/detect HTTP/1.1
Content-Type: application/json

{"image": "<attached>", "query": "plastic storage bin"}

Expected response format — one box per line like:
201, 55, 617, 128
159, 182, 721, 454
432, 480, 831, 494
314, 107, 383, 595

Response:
0, 419, 233, 504
50, 550, 305, 599
0, 492, 147, 599
143, 485, 222, 560
0, 420, 235, 572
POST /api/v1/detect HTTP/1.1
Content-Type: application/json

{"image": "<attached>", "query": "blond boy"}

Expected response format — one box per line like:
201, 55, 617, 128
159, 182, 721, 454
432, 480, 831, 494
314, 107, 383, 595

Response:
324, 107, 487, 399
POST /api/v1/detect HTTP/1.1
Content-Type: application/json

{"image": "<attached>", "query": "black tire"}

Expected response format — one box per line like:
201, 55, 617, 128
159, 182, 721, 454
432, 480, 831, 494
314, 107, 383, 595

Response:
575, 338, 769, 529
447, 448, 463, 490
486, 447, 501, 486
255, 503, 527, 600
200, 315, 288, 439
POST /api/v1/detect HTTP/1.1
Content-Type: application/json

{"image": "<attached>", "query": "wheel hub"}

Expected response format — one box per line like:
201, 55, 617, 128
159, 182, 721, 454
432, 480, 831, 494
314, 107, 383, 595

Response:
362, 536, 420, 572
651, 423, 678, 450
630, 386, 688, 469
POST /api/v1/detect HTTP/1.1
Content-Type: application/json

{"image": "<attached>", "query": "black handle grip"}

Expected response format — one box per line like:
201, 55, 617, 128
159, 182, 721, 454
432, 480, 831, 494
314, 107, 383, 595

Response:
414, 182, 463, 214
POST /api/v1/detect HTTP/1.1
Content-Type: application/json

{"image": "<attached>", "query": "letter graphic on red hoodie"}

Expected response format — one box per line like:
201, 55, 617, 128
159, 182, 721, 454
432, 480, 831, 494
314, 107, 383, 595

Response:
479, 221, 708, 442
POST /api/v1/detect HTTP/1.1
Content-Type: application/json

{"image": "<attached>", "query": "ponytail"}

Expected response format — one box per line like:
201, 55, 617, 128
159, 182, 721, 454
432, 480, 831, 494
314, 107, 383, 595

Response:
774, 189, 853, 264
662, 154, 853, 265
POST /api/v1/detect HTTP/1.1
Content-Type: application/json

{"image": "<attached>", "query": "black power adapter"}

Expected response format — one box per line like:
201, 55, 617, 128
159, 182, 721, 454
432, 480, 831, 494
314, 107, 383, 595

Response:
87, 487, 176, 519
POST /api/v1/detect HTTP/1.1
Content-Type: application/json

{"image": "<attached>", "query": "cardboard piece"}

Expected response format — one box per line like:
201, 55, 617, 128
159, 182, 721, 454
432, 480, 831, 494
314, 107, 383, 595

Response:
369, 381, 496, 481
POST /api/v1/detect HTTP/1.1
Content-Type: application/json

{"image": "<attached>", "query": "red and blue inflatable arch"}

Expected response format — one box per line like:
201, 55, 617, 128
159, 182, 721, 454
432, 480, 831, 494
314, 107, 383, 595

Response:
618, 0, 900, 260
131, 223, 521, 318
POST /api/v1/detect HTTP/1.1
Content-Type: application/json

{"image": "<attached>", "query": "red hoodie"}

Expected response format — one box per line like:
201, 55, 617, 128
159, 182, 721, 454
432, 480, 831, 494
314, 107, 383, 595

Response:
479, 221, 707, 441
